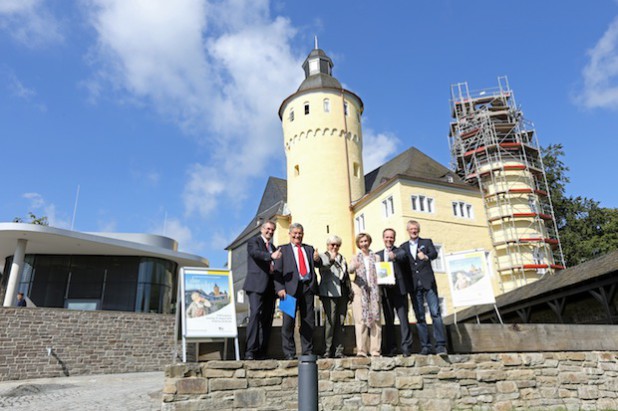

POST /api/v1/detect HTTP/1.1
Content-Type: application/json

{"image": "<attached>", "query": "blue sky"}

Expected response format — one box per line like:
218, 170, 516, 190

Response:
1, 1, 617, 267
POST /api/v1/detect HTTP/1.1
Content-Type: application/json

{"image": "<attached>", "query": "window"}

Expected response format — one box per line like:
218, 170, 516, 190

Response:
344, 102, 349, 116
294, 165, 300, 176
382, 196, 394, 217
353, 162, 360, 177
304, 103, 310, 115
431, 245, 445, 272
289, 109, 294, 122
411, 195, 434, 213
452, 201, 473, 219
323, 98, 330, 113
355, 214, 365, 232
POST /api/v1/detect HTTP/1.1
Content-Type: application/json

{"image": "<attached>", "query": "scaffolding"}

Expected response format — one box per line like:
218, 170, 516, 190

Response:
449, 77, 565, 292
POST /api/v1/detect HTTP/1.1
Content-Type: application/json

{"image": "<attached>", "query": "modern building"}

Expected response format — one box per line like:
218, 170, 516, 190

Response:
0, 223, 209, 313
227, 45, 563, 319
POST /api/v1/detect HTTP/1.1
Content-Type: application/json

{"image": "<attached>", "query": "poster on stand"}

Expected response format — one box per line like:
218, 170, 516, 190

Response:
180, 267, 238, 338
446, 250, 495, 308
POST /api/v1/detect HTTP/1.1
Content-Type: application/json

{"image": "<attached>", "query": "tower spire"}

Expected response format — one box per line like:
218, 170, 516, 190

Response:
314, 35, 318, 50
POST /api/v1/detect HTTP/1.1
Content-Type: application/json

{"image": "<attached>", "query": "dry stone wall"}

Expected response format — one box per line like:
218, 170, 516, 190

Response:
163, 352, 618, 410
0, 307, 177, 381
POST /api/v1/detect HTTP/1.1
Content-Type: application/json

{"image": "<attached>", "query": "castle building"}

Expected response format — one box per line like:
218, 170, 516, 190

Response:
227, 46, 562, 321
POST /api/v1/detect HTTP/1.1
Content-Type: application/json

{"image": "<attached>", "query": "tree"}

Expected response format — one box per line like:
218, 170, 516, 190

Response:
13, 212, 49, 226
543, 144, 618, 266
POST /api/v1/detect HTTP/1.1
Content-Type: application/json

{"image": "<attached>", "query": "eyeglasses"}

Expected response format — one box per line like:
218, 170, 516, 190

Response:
328, 244, 341, 247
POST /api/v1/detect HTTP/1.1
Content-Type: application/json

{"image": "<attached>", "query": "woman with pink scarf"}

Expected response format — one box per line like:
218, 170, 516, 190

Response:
348, 233, 382, 357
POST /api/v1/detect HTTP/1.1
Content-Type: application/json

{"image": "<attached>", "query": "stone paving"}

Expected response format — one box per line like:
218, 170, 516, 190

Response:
0, 372, 163, 411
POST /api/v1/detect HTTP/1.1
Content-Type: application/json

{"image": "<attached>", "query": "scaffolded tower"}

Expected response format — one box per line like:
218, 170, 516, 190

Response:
449, 77, 565, 292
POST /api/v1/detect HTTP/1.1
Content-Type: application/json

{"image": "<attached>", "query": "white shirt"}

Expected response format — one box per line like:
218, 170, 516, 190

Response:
409, 240, 418, 260
292, 243, 311, 280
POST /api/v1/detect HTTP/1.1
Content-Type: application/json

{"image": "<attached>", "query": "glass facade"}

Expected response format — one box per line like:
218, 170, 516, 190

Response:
2, 255, 177, 313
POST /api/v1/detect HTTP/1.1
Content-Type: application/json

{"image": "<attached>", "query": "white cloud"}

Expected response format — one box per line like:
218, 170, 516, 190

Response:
362, 129, 400, 172
8, 74, 36, 99
21, 192, 71, 228
154, 217, 205, 254
0, 0, 63, 47
83, 0, 302, 218
577, 16, 618, 110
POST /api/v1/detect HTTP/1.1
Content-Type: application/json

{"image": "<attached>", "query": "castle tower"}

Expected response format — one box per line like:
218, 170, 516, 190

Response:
449, 77, 565, 292
278, 43, 365, 256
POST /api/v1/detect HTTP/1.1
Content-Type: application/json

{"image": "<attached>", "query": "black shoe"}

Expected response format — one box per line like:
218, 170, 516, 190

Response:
284, 354, 297, 360
435, 346, 448, 355
245, 353, 255, 360
419, 347, 431, 356
401, 351, 411, 357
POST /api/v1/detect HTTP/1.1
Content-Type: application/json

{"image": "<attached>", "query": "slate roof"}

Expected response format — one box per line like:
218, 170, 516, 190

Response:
297, 73, 342, 92
364, 146, 471, 194
226, 177, 288, 250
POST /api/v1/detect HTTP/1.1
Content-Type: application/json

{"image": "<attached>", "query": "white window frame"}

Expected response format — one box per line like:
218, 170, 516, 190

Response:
411, 195, 434, 213
355, 214, 365, 232
431, 244, 445, 272
452, 201, 474, 219
323, 98, 330, 113
382, 196, 395, 218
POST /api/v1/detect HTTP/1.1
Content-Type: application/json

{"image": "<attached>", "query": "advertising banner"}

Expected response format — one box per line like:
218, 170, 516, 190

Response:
180, 267, 238, 338
445, 250, 495, 308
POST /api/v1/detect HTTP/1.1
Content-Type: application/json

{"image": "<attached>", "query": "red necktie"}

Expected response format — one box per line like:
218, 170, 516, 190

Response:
297, 244, 308, 278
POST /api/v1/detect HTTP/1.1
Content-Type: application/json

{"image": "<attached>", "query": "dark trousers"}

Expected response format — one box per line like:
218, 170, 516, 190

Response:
410, 287, 446, 350
381, 286, 413, 355
245, 290, 276, 357
320, 296, 348, 356
281, 286, 315, 357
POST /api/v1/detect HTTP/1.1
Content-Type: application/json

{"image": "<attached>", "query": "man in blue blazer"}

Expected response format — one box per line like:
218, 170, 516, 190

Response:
243, 221, 281, 360
399, 220, 447, 355
274, 223, 319, 360
377, 228, 413, 357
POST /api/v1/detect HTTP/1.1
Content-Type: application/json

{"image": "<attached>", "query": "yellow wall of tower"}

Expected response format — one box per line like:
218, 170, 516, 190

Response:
280, 89, 364, 257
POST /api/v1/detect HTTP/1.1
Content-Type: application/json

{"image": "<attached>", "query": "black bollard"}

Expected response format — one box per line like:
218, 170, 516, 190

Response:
298, 354, 318, 411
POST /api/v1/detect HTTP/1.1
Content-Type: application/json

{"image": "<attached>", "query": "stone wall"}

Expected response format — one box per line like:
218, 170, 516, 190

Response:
0, 307, 178, 381
162, 352, 618, 410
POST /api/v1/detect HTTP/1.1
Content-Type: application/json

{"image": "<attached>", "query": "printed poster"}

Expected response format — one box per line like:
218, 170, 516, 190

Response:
180, 268, 238, 338
375, 261, 396, 285
445, 250, 495, 308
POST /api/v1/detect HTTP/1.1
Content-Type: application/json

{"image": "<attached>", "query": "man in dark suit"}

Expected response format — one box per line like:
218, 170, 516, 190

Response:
399, 220, 447, 355
243, 220, 281, 360
376, 228, 413, 357
274, 223, 319, 360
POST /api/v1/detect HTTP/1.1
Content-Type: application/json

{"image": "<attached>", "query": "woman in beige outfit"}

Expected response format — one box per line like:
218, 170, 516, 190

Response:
348, 233, 382, 357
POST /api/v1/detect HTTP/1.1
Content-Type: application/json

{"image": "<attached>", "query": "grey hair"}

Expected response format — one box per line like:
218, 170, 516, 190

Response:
289, 222, 304, 232
326, 235, 342, 246
261, 220, 276, 229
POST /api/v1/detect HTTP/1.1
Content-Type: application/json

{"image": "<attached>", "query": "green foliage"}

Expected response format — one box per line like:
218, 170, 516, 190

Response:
543, 144, 618, 266
12, 212, 49, 226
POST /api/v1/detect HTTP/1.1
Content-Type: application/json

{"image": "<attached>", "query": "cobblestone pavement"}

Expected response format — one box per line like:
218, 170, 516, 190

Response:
0, 372, 163, 411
